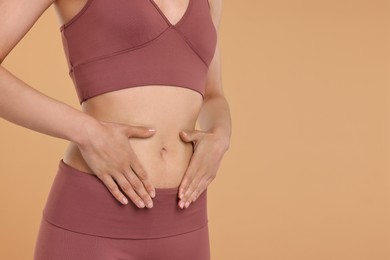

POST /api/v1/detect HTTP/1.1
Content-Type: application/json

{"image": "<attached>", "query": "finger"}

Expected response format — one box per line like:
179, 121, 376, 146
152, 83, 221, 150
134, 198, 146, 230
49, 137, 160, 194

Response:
186, 180, 203, 208
97, 174, 130, 206
179, 130, 203, 143
123, 168, 154, 208
178, 172, 193, 201
126, 125, 156, 138
186, 176, 213, 208
193, 177, 212, 202
135, 169, 156, 199
180, 175, 202, 209
128, 152, 155, 199
178, 156, 200, 200
113, 173, 151, 209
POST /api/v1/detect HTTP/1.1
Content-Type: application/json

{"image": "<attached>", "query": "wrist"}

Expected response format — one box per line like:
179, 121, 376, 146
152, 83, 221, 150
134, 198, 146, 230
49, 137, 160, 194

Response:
210, 127, 231, 152
69, 114, 102, 147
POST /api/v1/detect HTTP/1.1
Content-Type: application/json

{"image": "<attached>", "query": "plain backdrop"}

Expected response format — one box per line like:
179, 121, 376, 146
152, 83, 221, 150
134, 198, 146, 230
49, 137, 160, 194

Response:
1, 1, 389, 259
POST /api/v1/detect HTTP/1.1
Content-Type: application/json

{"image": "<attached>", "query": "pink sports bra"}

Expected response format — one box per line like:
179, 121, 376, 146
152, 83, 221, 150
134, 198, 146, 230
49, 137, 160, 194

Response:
59, 0, 217, 104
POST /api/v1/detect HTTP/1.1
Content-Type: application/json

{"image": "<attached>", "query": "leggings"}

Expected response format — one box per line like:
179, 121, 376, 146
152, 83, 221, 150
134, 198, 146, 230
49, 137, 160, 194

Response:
33, 159, 210, 260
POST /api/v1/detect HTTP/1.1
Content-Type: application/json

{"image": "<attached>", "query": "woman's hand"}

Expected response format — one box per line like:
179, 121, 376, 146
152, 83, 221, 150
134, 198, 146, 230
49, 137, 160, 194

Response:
178, 129, 230, 209
76, 120, 157, 209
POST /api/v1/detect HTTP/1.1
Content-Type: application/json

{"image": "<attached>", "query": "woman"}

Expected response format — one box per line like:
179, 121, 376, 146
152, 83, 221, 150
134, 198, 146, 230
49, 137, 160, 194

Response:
0, 0, 231, 259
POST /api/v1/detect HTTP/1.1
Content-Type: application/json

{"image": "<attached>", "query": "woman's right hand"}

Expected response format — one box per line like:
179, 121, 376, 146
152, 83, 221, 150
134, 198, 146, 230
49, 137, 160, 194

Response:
75, 120, 156, 209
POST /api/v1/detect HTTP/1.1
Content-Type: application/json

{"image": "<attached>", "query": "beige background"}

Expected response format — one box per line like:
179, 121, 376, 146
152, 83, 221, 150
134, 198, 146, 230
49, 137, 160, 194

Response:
1, 1, 389, 259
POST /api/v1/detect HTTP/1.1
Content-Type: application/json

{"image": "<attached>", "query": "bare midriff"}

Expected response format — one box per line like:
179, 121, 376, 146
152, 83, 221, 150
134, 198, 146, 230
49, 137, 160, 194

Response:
62, 86, 203, 189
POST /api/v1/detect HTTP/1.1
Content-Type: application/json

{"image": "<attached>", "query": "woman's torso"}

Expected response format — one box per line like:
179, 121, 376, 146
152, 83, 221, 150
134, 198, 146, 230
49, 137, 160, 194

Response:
54, 0, 205, 188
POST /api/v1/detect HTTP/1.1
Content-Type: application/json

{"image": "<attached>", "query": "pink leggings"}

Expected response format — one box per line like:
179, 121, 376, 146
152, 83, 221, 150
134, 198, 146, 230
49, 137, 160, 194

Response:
33, 159, 210, 260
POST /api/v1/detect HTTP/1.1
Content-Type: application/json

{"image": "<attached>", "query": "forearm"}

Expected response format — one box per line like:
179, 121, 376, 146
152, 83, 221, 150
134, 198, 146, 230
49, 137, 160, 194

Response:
198, 94, 231, 150
0, 65, 99, 146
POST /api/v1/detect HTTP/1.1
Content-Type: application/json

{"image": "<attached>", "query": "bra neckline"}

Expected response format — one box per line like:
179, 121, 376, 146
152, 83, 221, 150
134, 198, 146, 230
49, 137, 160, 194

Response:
59, 0, 194, 32
149, 0, 193, 28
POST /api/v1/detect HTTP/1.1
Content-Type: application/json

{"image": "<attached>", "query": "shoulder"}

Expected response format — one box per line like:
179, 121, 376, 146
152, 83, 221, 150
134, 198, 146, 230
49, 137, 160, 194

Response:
208, 0, 222, 30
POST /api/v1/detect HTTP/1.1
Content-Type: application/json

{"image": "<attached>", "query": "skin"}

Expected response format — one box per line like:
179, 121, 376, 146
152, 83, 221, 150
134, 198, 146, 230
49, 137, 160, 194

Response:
0, 0, 231, 210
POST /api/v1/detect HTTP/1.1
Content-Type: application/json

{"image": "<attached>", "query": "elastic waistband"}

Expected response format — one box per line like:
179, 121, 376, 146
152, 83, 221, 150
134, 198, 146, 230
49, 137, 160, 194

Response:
42, 159, 208, 239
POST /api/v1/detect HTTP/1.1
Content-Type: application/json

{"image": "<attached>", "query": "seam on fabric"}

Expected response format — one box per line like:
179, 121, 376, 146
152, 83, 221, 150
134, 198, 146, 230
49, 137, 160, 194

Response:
101, 84, 204, 99
60, 0, 95, 32
61, 30, 74, 73
175, 29, 209, 68
149, 0, 193, 28
148, 0, 171, 26
42, 215, 208, 240
71, 26, 171, 69
173, 0, 193, 28
80, 83, 204, 104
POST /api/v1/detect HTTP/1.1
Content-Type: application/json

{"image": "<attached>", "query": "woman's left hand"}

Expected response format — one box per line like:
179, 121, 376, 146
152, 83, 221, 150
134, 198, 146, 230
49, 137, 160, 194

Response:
178, 129, 229, 209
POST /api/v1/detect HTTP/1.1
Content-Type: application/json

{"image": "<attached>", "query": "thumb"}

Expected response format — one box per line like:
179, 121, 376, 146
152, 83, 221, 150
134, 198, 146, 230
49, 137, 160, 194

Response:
125, 125, 156, 138
179, 130, 202, 143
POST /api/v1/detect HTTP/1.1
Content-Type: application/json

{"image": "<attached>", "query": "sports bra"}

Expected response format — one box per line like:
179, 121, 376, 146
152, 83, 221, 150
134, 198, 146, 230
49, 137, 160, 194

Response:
59, 0, 218, 105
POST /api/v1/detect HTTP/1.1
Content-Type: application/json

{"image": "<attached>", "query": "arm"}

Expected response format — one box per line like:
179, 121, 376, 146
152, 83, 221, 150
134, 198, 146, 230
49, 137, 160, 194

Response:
0, 0, 156, 209
0, 62, 100, 145
178, 0, 232, 208
0, 0, 98, 145
198, 24, 231, 150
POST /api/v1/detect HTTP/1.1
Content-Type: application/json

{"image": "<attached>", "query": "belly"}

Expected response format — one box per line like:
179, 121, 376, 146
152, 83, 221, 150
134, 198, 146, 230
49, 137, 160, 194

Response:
62, 85, 203, 188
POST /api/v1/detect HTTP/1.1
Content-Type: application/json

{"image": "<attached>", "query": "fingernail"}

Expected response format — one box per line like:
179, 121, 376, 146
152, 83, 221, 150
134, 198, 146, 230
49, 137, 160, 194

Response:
179, 200, 185, 208
185, 201, 190, 208
138, 201, 145, 208
150, 190, 156, 198
146, 200, 153, 208
122, 198, 128, 204
149, 128, 156, 132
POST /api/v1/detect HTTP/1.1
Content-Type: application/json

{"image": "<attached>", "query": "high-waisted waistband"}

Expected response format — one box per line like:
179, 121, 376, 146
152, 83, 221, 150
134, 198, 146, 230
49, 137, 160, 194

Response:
42, 159, 208, 239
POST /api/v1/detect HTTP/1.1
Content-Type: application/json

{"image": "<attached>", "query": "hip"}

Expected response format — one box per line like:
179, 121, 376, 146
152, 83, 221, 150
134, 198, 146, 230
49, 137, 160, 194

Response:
42, 158, 208, 239
34, 158, 210, 259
